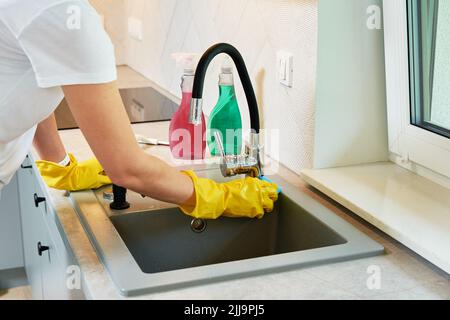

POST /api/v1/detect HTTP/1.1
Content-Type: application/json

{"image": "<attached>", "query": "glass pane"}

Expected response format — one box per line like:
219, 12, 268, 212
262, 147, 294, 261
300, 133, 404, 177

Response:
408, 0, 450, 138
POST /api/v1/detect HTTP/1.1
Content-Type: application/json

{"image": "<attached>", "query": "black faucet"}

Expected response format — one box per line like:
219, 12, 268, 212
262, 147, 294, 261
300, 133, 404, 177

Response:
190, 43, 263, 177
190, 43, 260, 132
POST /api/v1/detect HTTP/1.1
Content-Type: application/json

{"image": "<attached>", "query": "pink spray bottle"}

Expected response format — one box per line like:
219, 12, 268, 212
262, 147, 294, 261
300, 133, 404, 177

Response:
169, 54, 206, 160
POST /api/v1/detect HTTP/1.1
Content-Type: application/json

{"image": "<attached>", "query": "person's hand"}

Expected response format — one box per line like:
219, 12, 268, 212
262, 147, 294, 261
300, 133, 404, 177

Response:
179, 170, 279, 219
35, 154, 111, 191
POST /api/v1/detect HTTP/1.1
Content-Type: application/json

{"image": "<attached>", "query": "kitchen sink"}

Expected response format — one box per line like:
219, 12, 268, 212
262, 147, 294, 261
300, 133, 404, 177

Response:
70, 167, 384, 297
110, 192, 348, 274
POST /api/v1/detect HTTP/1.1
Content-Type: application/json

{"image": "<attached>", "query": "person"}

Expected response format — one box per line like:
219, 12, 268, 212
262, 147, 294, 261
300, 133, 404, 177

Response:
0, 0, 278, 219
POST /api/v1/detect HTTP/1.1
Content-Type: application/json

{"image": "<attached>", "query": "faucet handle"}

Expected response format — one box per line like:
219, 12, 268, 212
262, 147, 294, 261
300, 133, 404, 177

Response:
213, 131, 227, 158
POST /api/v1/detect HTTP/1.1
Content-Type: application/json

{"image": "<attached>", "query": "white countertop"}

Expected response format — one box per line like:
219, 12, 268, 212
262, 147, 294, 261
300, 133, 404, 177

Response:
34, 67, 450, 300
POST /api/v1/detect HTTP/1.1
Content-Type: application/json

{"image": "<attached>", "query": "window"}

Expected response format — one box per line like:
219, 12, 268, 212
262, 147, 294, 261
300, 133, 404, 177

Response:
408, 0, 450, 139
384, 0, 450, 182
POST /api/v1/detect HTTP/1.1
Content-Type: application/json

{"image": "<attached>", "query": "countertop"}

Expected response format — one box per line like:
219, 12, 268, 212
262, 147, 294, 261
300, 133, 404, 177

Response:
34, 66, 450, 300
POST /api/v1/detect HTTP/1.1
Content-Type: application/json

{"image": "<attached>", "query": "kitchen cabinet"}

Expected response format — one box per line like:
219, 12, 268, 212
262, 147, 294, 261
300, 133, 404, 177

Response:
40, 230, 72, 300
0, 174, 24, 271
18, 156, 84, 300
17, 165, 44, 299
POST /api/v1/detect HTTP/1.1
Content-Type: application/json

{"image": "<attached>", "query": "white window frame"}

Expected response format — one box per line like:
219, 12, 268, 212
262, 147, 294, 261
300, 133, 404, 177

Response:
383, 0, 450, 183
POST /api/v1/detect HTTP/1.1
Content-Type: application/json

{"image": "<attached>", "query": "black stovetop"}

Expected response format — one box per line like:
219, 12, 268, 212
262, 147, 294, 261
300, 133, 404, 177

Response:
55, 87, 179, 130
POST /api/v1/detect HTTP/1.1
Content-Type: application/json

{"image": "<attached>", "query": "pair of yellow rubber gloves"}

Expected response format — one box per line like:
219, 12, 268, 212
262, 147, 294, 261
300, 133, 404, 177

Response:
36, 154, 279, 219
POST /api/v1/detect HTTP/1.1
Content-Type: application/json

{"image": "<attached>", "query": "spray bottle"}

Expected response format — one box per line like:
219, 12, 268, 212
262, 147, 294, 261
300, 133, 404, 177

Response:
169, 53, 206, 160
207, 57, 243, 156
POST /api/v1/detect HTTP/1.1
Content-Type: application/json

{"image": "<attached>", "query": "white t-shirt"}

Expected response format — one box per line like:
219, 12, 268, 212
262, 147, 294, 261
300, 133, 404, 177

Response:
0, 0, 117, 190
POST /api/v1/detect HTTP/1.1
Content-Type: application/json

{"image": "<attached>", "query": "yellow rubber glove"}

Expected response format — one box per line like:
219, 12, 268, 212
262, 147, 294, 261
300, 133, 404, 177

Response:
35, 154, 111, 191
180, 170, 279, 219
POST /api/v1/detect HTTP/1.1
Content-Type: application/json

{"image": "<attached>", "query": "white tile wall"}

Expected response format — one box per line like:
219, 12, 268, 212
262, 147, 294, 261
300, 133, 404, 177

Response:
95, 0, 318, 173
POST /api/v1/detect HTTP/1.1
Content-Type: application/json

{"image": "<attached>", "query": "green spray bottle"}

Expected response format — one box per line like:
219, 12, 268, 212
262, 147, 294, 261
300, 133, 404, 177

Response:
207, 58, 243, 156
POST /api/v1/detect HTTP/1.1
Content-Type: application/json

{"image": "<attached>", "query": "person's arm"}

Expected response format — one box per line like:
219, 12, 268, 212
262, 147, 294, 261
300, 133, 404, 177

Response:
33, 113, 67, 164
62, 81, 195, 206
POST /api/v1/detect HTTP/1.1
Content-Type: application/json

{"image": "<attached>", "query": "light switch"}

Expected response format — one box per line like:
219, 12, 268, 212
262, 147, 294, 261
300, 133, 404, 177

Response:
277, 51, 294, 87
128, 17, 143, 41
279, 59, 287, 81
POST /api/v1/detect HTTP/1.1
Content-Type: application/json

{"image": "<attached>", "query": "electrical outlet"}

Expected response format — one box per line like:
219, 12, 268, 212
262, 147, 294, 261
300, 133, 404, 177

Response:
277, 51, 294, 87
128, 17, 143, 41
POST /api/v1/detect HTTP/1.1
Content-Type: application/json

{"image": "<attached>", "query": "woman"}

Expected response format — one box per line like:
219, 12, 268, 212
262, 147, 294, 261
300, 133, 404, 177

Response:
0, 0, 278, 219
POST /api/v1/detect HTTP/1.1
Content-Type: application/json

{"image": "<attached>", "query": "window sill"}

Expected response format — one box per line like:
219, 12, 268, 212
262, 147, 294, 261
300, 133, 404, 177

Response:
301, 162, 450, 274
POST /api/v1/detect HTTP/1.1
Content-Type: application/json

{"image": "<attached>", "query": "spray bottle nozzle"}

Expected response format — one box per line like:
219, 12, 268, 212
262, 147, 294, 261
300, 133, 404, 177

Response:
221, 56, 234, 74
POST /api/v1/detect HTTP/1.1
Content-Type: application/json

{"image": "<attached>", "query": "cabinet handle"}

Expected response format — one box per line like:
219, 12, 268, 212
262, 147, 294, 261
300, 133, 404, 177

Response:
21, 164, 32, 169
34, 193, 46, 208
37, 242, 49, 256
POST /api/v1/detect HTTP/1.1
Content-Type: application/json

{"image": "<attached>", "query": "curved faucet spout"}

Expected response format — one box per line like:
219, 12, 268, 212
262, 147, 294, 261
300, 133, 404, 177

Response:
191, 43, 263, 177
189, 43, 260, 134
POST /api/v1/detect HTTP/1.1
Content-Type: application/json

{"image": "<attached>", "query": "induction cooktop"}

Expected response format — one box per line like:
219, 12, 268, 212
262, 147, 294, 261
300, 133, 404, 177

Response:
55, 87, 179, 130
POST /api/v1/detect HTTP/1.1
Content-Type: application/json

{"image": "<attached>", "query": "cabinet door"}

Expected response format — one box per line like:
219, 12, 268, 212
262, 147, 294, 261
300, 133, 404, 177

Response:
0, 174, 24, 270
18, 159, 84, 300
40, 213, 84, 300
18, 168, 45, 300
39, 231, 70, 300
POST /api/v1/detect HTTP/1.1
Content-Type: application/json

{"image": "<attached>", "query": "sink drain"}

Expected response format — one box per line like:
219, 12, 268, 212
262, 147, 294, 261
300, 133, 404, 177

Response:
190, 219, 207, 233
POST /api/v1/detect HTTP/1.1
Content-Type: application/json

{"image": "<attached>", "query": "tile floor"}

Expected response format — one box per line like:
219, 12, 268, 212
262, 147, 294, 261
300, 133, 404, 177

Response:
0, 286, 32, 300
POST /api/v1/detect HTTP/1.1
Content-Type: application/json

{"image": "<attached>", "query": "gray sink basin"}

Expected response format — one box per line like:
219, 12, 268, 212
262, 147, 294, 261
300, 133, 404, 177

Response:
111, 194, 348, 274
70, 168, 384, 297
